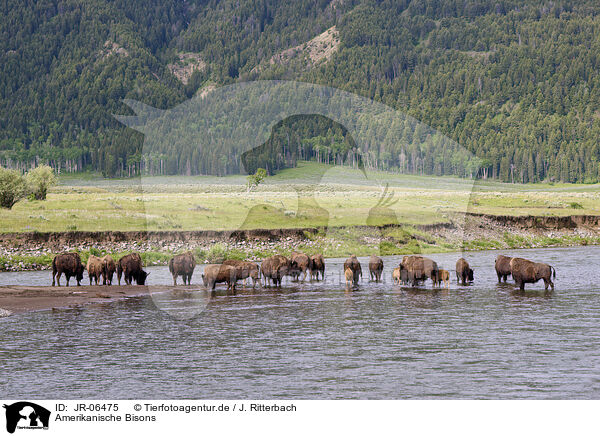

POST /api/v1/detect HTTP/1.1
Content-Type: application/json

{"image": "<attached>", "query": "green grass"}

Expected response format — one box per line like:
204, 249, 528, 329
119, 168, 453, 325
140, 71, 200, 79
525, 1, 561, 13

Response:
0, 161, 598, 234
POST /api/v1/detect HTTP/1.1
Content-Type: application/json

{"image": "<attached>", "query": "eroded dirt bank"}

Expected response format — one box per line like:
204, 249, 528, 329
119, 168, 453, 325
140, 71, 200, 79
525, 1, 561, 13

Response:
0, 213, 599, 273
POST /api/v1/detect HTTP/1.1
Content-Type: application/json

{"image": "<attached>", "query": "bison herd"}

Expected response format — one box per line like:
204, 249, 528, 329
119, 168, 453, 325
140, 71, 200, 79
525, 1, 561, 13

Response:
50, 250, 556, 292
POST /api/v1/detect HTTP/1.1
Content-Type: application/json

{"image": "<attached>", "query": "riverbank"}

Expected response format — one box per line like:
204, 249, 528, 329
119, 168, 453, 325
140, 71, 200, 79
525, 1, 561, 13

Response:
0, 213, 599, 272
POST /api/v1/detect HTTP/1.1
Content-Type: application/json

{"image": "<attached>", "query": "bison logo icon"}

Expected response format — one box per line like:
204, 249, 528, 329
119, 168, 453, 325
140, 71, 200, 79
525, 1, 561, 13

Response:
3, 402, 50, 434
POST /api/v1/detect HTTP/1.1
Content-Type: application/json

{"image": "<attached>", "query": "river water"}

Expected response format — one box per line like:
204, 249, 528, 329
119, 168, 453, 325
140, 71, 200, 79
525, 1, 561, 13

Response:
1, 246, 600, 399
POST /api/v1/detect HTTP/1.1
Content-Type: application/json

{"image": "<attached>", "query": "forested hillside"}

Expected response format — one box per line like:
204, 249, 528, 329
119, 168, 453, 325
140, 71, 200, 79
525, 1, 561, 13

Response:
2, 0, 600, 182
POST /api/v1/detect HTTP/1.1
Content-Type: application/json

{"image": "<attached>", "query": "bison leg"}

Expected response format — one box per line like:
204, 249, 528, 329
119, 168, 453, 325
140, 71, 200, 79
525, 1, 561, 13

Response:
55, 271, 61, 287
52, 271, 57, 287
173, 275, 177, 286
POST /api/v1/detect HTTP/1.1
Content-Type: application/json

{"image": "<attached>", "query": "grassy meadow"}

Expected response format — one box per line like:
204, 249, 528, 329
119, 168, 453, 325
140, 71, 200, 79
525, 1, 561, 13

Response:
1, 162, 600, 233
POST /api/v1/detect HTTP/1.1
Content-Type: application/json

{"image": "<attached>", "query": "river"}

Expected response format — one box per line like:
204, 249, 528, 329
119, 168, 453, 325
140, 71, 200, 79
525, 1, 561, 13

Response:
1, 246, 600, 399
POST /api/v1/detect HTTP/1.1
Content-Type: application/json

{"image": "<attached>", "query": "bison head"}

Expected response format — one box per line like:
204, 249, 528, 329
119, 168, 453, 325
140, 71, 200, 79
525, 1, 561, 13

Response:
135, 270, 149, 286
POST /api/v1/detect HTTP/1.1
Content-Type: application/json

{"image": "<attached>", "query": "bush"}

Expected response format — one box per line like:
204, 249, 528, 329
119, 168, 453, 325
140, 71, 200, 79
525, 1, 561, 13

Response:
0, 167, 27, 209
26, 165, 57, 200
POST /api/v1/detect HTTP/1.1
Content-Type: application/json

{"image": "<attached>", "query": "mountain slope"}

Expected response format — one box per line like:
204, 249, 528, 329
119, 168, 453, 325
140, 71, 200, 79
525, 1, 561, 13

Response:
1, 0, 600, 182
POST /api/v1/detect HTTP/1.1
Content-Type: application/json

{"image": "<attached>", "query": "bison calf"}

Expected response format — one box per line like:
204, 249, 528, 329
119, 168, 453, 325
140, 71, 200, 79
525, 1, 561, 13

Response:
344, 255, 362, 286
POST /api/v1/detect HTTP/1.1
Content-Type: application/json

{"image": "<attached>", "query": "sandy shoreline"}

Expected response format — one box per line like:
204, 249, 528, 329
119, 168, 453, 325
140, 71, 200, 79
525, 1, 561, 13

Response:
0, 284, 164, 315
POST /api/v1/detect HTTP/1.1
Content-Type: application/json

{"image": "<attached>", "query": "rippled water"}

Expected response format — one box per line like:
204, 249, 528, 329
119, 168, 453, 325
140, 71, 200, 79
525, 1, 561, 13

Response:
2, 246, 600, 399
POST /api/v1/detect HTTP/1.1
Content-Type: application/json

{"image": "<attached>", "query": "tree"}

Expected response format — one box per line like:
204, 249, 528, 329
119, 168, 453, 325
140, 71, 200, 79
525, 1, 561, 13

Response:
0, 168, 27, 209
26, 165, 57, 200
247, 168, 267, 192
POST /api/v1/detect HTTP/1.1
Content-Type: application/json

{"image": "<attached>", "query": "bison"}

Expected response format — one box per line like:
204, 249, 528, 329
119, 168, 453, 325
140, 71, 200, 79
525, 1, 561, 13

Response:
343, 255, 362, 286
456, 258, 474, 285
169, 252, 196, 285
290, 252, 311, 282
400, 255, 439, 287
52, 253, 85, 287
344, 268, 354, 289
86, 255, 103, 285
438, 269, 450, 288
222, 259, 260, 288
101, 255, 116, 285
202, 264, 238, 292
392, 267, 401, 285
261, 255, 296, 287
310, 254, 325, 281
368, 255, 384, 282
509, 257, 556, 291
117, 253, 148, 285
495, 254, 512, 283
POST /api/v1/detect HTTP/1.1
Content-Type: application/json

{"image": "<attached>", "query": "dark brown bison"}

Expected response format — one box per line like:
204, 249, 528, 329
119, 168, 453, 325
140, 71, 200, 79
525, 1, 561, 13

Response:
290, 252, 311, 282
310, 254, 325, 281
456, 258, 474, 285
117, 253, 148, 285
400, 255, 439, 286
202, 264, 238, 291
102, 255, 116, 285
343, 255, 362, 286
223, 259, 260, 288
368, 255, 384, 282
86, 255, 103, 285
510, 257, 556, 291
169, 252, 196, 285
495, 255, 512, 283
261, 255, 296, 287
52, 253, 85, 287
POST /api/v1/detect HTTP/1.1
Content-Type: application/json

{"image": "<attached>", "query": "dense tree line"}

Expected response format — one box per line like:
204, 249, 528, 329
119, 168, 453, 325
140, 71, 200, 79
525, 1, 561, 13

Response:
1, 0, 600, 182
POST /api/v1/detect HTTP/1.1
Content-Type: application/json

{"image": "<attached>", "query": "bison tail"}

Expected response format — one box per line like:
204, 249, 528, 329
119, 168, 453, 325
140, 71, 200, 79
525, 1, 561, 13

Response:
168, 259, 174, 274
551, 266, 556, 279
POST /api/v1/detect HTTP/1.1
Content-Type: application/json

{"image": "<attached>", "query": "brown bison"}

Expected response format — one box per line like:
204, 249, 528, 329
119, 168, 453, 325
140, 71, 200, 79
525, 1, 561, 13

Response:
202, 264, 238, 291
456, 258, 474, 285
86, 255, 103, 285
392, 267, 401, 285
343, 255, 362, 286
223, 259, 260, 288
438, 269, 450, 288
510, 257, 556, 291
117, 253, 148, 285
52, 253, 85, 287
169, 252, 196, 285
261, 255, 296, 287
368, 255, 384, 282
290, 252, 311, 282
310, 254, 325, 281
102, 255, 116, 285
495, 255, 512, 283
400, 255, 439, 286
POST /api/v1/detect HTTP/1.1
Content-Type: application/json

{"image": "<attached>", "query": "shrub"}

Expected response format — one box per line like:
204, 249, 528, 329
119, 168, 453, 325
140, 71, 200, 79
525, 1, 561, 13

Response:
26, 165, 57, 200
0, 167, 27, 209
